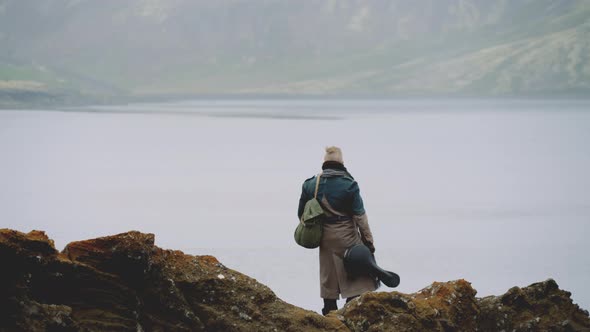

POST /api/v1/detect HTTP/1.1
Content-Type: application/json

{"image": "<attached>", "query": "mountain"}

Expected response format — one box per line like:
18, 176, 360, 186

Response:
2, 229, 589, 331
1, 0, 589, 105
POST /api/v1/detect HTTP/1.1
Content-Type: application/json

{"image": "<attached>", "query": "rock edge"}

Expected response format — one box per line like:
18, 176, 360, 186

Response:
1, 229, 588, 332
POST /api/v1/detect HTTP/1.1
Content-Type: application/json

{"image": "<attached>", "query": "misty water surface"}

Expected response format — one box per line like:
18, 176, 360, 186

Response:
1, 99, 589, 313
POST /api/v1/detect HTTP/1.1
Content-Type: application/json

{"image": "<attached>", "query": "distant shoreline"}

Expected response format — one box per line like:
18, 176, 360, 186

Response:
2, 91, 590, 110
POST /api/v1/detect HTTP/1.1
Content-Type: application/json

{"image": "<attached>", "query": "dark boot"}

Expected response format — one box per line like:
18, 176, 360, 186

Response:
321, 299, 338, 316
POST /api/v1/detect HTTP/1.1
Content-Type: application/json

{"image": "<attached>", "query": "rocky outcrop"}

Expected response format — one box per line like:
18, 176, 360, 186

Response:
1, 229, 589, 332
339, 279, 590, 332
338, 280, 479, 331
0, 229, 346, 332
478, 279, 590, 332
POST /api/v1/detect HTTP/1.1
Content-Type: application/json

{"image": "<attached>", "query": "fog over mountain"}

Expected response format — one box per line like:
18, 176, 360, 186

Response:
1, 0, 589, 104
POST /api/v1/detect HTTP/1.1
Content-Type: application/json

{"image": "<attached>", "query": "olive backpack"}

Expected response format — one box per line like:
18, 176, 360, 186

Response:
294, 173, 324, 249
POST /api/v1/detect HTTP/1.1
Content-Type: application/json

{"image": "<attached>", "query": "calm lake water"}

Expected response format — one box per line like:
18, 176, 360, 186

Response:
1, 99, 589, 313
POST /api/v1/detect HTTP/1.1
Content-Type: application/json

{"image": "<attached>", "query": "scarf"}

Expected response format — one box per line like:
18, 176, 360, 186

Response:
321, 161, 354, 179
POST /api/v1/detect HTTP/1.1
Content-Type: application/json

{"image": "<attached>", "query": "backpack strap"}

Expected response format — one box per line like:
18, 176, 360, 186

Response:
314, 173, 322, 199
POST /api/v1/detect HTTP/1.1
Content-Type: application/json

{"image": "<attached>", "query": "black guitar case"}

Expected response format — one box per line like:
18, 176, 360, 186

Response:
343, 244, 400, 288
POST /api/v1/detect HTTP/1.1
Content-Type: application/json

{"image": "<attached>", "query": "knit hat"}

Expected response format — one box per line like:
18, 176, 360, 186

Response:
324, 146, 344, 164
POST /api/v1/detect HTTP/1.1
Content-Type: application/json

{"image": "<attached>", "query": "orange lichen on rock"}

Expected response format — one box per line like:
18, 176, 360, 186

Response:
339, 279, 479, 332
0, 228, 57, 258
196, 254, 221, 266
0, 229, 346, 331
25, 230, 55, 248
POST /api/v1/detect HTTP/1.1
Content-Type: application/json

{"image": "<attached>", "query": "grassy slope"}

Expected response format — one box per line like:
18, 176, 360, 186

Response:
207, 2, 590, 96
1, 1, 589, 101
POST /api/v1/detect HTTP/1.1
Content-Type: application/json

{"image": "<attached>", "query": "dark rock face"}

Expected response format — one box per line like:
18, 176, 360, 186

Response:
0, 229, 346, 331
1, 229, 589, 332
339, 279, 590, 332
478, 279, 590, 332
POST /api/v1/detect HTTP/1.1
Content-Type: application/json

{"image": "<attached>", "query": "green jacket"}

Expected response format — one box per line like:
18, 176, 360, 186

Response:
297, 170, 366, 219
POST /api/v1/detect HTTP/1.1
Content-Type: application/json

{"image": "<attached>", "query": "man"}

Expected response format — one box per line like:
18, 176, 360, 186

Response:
298, 146, 377, 315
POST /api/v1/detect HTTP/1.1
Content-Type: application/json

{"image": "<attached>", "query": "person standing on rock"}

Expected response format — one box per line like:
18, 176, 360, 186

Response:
298, 146, 378, 315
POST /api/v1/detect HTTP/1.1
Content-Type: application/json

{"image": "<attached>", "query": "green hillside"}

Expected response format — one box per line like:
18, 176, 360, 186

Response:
1, 0, 589, 106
